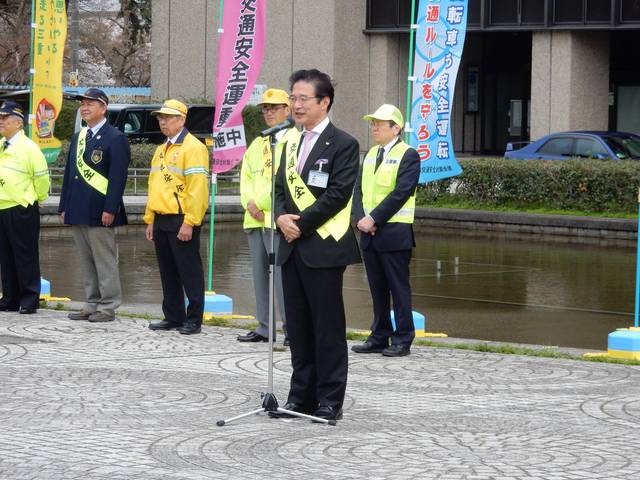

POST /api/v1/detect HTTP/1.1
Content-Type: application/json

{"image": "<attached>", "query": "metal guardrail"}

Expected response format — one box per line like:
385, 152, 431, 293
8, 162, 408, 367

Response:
48, 167, 240, 195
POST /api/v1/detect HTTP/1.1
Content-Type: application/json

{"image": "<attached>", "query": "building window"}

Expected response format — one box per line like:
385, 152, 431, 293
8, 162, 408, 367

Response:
521, 0, 545, 24
468, 0, 482, 27
491, 0, 518, 25
366, 0, 415, 30
586, 0, 611, 23
554, 0, 612, 24
554, 0, 583, 23
488, 0, 545, 26
621, 0, 640, 22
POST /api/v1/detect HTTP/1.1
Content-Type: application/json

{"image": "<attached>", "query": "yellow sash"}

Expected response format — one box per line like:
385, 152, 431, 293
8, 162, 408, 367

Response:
283, 129, 352, 241
76, 128, 108, 195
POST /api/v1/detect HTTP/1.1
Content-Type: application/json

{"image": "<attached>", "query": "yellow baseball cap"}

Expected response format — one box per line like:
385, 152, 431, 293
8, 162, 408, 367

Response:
259, 88, 289, 106
362, 104, 404, 127
151, 99, 188, 117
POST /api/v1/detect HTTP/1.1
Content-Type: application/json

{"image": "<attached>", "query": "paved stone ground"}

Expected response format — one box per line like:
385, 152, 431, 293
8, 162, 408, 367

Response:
2, 309, 640, 480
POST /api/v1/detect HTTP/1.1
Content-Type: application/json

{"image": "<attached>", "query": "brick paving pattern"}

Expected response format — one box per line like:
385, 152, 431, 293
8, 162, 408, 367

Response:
1, 309, 640, 479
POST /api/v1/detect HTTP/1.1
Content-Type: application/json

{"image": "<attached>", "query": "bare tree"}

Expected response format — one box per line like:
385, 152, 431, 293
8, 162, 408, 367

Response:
0, 0, 151, 87
0, 0, 33, 85
78, 0, 151, 86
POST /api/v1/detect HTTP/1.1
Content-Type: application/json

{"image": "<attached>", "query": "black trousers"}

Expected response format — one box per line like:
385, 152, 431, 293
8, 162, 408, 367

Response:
0, 203, 41, 310
363, 248, 415, 347
282, 250, 348, 411
152, 215, 204, 326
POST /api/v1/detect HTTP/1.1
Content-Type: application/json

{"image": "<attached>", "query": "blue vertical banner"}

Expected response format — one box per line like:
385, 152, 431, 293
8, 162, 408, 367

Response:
409, 0, 468, 183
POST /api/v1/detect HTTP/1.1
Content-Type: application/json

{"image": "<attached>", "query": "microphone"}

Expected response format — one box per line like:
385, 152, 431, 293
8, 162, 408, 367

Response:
261, 118, 294, 137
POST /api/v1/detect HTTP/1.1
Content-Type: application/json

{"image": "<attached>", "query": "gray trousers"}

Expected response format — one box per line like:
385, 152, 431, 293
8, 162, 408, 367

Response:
247, 228, 286, 338
71, 225, 122, 316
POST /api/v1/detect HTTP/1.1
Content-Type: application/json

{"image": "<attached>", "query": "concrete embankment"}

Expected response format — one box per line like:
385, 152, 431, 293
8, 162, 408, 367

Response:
41, 196, 636, 243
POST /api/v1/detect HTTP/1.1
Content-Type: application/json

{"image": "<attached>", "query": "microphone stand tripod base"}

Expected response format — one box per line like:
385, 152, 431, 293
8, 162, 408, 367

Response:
216, 392, 336, 426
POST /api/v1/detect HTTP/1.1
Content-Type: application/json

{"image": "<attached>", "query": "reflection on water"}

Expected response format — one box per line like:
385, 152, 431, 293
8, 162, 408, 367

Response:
38, 223, 635, 350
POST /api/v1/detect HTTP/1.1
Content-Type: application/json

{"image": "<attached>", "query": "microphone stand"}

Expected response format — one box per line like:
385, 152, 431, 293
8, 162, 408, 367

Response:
216, 130, 336, 427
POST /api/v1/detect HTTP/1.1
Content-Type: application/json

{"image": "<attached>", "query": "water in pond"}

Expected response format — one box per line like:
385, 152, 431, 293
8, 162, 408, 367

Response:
36, 224, 634, 350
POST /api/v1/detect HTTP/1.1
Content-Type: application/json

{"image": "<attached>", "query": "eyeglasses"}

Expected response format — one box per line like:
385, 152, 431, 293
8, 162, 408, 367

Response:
288, 95, 319, 104
261, 105, 286, 114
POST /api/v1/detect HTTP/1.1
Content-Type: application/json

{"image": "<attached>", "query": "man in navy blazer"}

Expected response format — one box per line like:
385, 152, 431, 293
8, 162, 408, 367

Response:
58, 88, 130, 322
270, 69, 361, 422
352, 104, 420, 357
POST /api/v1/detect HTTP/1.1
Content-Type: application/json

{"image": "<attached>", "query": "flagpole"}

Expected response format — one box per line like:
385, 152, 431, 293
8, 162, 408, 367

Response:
404, 0, 417, 143
208, 0, 226, 292
635, 187, 640, 328
27, 0, 36, 138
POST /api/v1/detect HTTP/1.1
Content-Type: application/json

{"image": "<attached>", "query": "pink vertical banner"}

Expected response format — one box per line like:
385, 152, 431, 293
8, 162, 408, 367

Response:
212, 0, 266, 173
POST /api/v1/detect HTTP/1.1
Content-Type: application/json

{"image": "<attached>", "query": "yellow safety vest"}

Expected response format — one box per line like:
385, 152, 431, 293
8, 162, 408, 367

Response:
0, 130, 50, 209
361, 140, 416, 224
76, 128, 109, 195
240, 128, 296, 229
283, 129, 352, 241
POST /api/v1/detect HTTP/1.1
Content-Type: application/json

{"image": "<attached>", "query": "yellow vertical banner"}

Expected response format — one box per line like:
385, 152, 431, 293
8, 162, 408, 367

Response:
30, 0, 67, 163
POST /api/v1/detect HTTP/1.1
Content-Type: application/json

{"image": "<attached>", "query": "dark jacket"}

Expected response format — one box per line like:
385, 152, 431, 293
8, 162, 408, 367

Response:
352, 144, 420, 252
275, 121, 361, 268
59, 121, 130, 227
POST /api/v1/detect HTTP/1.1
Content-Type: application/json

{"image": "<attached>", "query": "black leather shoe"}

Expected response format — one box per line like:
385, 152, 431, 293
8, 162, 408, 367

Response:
178, 324, 202, 335
19, 307, 37, 315
0, 302, 19, 312
382, 344, 411, 357
237, 331, 268, 342
148, 320, 181, 331
268, 402, 309, 419
351, 341, 387, 354
312, 405, 343, 422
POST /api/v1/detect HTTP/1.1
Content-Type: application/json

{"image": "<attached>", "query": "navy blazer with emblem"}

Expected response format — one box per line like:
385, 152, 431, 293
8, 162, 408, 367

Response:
58, 121, 130, 227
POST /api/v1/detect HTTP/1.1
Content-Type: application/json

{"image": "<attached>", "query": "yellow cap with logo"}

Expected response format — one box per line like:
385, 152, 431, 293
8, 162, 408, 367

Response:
151, 99, 188, 117
362, 104, 404, 127
259, 88, 289, 106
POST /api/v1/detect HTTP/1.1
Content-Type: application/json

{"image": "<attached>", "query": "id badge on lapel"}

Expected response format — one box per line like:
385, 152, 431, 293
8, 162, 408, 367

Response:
308, 158, 329, 188
307, 170, 329, 189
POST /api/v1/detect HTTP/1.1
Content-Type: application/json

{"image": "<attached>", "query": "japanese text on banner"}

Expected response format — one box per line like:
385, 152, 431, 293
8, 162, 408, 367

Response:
409, 0, 467, 183
212, 0, 266, 173
30, 0, 67, 163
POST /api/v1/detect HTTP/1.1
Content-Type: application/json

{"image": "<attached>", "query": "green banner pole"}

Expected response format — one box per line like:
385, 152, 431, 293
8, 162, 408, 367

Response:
27, 0, 36, 138
208, 0, 225, 292
404, 0, 417, 143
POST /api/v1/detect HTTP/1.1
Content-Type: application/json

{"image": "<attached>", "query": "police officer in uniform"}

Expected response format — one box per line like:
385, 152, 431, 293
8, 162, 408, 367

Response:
237, 88, 292, 345
59, 88, 130, 322
0, 101, 50, 314
352, 104, 420, 357
145, 100, 209, 335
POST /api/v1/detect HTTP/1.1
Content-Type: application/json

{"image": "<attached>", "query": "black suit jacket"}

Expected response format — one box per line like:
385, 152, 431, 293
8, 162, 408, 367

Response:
59, 122, 130, 227
353, 144, 420, 252
275, 121, 361, 268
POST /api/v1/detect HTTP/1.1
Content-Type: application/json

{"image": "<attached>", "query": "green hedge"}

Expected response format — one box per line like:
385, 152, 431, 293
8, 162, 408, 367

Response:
417, 158, 640, 214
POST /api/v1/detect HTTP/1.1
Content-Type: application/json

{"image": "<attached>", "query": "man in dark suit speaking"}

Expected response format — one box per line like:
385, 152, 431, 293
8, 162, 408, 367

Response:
270, 69, 361, 422
352, 104, 420, 357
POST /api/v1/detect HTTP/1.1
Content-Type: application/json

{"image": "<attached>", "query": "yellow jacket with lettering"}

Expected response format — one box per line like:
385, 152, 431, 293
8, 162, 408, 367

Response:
240, 128, 295, 229
0, 130, 50, 210
144, 129, 209, 226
